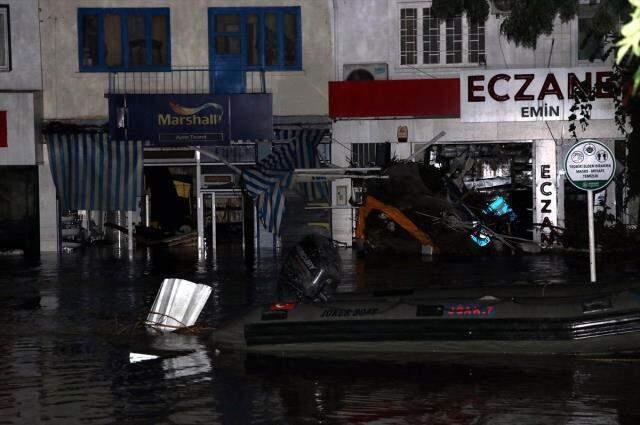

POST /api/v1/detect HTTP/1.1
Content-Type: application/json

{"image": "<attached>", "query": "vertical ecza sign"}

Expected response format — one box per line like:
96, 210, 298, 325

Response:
534, 140, 557, 244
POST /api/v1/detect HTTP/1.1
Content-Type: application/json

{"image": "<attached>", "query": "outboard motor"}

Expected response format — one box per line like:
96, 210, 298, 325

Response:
280, 234, 342, 302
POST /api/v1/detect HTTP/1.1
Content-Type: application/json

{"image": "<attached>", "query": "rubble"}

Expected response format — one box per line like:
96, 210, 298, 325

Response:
355, 159, 538, 255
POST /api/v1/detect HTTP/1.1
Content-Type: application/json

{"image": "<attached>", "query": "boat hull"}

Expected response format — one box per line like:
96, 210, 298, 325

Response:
211, 283, 640, 355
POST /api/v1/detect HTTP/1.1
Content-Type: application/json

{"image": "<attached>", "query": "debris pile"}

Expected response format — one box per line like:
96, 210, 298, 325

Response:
356, 158, 538, 255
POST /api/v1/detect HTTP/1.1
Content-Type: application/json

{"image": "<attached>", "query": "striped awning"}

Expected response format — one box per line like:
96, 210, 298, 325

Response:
242, 129, 329, 234
46, 133, 143, 211
272, 129, 329, 202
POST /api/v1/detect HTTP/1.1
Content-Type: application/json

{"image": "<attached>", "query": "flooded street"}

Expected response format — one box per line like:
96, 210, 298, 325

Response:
1, 247, 640, 424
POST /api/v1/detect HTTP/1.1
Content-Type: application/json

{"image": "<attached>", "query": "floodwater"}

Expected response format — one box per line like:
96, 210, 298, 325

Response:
1, 246, 640, 424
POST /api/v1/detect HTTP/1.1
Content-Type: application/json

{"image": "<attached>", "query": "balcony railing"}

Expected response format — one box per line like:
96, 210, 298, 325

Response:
107, 67, 267, 95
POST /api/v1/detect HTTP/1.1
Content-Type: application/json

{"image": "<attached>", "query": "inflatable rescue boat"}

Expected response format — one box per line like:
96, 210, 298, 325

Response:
211, 282, 640, 355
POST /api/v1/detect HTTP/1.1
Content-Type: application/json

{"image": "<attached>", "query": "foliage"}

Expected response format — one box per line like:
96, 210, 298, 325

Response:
500, 0, 576, 48
612, 1, 640, 200
618, 0, 640, 91
431, 0, 489, 23
594, 210, 640, 253
567, 76, 596, 138
429, 0, 640, 245
432, 0, 628, 49
566, 63, 627, 140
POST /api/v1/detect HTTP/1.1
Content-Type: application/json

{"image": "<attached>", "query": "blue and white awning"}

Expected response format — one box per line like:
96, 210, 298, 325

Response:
242, 129, 329, 234
46, 133, 143, 211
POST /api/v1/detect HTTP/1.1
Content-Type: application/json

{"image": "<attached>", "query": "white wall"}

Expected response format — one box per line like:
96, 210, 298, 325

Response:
39, 0, 333, 120
334, 0, 607, 81
332, 118, 621, 151
39, 144, 58, 252
0, 93, 38, 165
0, 0, 50, 251
0, 0, 42, 165
0, 0, 42, 91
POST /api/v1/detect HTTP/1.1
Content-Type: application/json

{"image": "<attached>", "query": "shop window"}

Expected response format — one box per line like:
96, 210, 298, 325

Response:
468, 19, 485, 64
423, 8, 440, 64
351, 143, 391, 168
78, 8, 170, 72
445, 15, 462, 64
264, 13, 278, 66
283, 12, 299, 66
0, 5, 10, 72
247, 14, 259, 66
128, 15, 145, 66
104, 14, 122, 67
317, 141, 331, 165
400, 5, 485, 66
400, 8, 417, 65
210, 7, 302, 70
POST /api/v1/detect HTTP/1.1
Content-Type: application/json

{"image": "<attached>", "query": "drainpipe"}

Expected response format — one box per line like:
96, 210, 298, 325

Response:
331, 0, 340, 81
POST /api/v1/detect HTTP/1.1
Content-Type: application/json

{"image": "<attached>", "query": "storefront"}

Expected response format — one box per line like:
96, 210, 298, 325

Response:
108, 92, 273, 253
0, 92, 46, 256
329, 67, 623, 249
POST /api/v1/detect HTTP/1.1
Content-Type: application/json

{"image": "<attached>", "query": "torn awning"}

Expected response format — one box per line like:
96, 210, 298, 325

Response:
46, 133, 143, 211
242, 129, 329, 234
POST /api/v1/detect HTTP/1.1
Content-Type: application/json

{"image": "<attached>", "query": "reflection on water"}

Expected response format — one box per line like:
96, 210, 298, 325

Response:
0, 247, 640, 423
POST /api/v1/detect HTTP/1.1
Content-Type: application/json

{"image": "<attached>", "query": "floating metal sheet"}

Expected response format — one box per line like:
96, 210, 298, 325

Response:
145, 278, 212, 333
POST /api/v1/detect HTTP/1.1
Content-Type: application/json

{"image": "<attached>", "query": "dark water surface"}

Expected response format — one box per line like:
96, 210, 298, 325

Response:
1, 246, 640, 424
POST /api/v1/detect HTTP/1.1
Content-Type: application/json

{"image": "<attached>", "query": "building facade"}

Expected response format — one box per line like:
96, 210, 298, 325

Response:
39, 0, 332, 120
0, 0, 55, 254
37, 0, 335, 252
6, 0, 625, 254
328, 0, 624, 248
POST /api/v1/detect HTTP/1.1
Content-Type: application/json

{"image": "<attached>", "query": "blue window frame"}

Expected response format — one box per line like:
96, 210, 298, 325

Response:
78, 8, 170, 72
208, 7, 302, 71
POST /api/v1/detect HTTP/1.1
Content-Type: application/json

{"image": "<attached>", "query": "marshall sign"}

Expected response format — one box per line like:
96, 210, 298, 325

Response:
108, 93, 273, 146
460, 67, 615, 122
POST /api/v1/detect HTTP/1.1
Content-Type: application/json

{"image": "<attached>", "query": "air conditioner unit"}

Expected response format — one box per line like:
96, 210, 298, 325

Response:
343, 63, 388, 81
491, 0, 514, 15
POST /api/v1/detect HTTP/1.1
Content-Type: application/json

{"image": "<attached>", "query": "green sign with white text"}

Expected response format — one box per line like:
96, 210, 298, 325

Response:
564, 140, 615, 191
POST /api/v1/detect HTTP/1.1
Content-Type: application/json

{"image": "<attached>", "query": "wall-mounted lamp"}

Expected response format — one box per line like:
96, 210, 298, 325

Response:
397, 126, 408, 143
